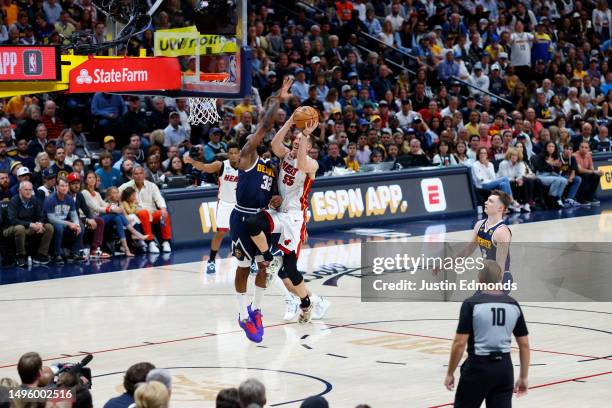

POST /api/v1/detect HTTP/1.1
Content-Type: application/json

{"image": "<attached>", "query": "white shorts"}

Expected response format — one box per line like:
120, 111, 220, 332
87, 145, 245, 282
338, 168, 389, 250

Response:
264, 209, 306, 254
216, 200, 234, 231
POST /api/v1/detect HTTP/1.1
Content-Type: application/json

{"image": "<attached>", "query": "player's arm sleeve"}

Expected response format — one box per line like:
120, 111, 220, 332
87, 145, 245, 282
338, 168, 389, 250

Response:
513, 304, 529, 337
456, 301, 473, 334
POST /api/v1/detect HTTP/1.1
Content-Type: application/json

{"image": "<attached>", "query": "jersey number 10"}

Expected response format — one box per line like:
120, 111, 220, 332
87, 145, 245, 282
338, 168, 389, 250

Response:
491, 308, 506, 326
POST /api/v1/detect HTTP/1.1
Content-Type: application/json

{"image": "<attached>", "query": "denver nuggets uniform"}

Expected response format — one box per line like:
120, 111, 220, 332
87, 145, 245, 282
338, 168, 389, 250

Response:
230, 158, 276, 267
477, 219, 513, 289
264, 154, 314, 257
216, 160, 238, 232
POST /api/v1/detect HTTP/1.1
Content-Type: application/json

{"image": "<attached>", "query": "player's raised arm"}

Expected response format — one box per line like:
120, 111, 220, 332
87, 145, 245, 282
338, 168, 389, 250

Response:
182, 153, 223, 174
270, 112, 294, 159
240, 77, 293, 170
296, 120, 319, 177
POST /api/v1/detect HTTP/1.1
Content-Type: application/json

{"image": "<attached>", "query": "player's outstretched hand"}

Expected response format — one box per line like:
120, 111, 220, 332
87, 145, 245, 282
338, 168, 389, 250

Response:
303, 120, 318, 135
279, 77, 293, 100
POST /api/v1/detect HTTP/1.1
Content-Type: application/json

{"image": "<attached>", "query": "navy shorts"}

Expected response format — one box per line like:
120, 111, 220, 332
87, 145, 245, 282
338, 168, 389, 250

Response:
230, 208, 263, 268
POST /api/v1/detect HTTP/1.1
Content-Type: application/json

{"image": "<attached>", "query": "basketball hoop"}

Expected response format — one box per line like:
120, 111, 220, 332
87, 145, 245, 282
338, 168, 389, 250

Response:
187, 73, 230, 125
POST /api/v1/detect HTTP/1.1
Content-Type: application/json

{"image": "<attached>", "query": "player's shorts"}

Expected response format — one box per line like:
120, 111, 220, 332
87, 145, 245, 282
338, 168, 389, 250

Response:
216, 200, 234, 231
230, 207, 264, 268
263, 209, 306, 255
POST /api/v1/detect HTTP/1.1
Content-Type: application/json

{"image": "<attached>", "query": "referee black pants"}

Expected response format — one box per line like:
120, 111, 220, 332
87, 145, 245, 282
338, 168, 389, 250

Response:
454, 354, 514, 408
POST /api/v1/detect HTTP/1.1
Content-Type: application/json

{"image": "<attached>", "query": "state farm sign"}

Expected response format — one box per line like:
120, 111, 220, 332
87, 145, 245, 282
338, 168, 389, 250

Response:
69, 57, 181, 93
0, 46, 60, 81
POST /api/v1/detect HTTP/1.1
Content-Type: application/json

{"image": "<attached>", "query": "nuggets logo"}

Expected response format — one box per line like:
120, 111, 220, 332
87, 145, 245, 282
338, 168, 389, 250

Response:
478, 236, 492, 249
234, 247, 243, 258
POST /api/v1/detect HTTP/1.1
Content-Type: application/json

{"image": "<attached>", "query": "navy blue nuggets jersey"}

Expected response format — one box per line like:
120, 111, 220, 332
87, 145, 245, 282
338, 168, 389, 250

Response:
477, 219, 511, 272
235, 158, 276, 210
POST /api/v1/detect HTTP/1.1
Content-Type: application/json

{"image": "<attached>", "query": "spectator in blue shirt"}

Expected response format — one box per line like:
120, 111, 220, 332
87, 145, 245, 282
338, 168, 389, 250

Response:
290, 68, 310, 102
437, 50, 460, 84
103, 362, 155, 408
95, 151, 121, 194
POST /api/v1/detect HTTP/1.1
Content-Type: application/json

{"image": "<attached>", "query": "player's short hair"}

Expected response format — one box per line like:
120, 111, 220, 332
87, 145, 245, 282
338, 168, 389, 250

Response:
491, 189, 512, 209
124, 362, 155, 395
478, 259, 502, 284
227, 142, 240, 151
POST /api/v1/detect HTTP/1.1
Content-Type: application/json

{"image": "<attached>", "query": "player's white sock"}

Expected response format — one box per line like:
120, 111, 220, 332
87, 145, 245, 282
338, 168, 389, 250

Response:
236, 292, 247, 319
252, 285, 266, 310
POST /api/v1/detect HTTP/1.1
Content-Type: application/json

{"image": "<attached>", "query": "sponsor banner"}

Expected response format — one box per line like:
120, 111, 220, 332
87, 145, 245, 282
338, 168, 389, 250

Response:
593, 153, 612, 199
68, 57, 181, 93
165, 167, 476, 247
0, 46, 60, 81
154, 26, 238, 57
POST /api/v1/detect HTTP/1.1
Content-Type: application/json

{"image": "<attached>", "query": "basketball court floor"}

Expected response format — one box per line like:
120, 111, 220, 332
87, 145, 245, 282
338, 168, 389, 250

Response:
1, 205, 611, 407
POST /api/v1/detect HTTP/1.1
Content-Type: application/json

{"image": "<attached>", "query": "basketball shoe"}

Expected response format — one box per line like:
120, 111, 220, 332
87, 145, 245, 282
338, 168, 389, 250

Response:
298, 304, 313, 324
238, 316, 262, 343
247, 304, 264, 337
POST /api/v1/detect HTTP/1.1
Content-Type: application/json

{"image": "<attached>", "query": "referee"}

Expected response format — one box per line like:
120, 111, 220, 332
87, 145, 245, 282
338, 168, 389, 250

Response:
444, 260, 530, 407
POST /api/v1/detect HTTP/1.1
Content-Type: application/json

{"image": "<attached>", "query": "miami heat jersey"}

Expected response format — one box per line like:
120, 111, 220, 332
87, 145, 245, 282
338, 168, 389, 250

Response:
278, 154, 314, 213
218, 160, 238, 203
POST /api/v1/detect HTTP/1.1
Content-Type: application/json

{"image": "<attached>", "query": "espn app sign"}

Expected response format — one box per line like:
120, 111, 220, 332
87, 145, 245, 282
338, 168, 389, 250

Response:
0, 46, 60, 81
420, 178, 447, 212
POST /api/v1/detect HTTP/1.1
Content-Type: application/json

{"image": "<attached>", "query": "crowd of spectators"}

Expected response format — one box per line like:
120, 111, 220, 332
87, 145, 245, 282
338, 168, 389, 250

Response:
1, 0, 612, 265
0, 352, 372, 408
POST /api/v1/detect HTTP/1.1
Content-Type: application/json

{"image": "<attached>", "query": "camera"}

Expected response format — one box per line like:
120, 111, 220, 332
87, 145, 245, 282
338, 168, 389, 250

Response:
49, 354, 93, 388
189, 146, 201, 160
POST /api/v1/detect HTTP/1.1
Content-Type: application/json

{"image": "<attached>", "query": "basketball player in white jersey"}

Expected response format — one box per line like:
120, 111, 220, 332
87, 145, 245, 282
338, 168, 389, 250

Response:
247, 116, 330, 323
184, 142, 241, 273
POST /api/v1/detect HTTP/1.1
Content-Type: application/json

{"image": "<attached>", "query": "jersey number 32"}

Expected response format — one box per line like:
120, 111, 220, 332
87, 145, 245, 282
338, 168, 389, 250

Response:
260, 175, 273, 191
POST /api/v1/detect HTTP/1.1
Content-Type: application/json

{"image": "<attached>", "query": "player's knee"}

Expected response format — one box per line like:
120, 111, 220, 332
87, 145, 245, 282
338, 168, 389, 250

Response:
246, 212, 269, 236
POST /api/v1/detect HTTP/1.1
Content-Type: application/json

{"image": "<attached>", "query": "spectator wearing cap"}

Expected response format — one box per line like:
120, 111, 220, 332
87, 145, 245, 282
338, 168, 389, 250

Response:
163, 111, 188, 148
35, 166, 55, 201
27, 124, 48, 158
291, 68, 310, 102
302, 86, 325, 113
91, 92, 126, 140
121, 96, 150, 144
50, 146, 74, 181
101, 135, 121, 164
9, 161, 23, 188
259, 71, 279, 102
119, 166, 172, 253
5, 180, 53, 266
9, 166, 32, 197
468, 63, 490, 98
339, 84, 358, 110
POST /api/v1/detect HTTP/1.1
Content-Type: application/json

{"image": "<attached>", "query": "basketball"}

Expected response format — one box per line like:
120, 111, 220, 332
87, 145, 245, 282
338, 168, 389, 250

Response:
293, 106, 319, 130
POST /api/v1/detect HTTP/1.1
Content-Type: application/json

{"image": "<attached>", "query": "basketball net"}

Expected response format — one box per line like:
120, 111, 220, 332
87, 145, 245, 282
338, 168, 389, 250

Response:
187, 73, 230, 125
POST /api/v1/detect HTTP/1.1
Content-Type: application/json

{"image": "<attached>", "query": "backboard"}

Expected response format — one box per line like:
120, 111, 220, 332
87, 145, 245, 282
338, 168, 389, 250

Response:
151, 0, 250, 99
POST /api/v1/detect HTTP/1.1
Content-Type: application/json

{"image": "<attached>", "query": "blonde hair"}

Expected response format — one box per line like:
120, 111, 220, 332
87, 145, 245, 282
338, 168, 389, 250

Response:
150, 129, 165, 146
34, 152, 50, 172
106, 186, 120, 204
504, 147, 523, 161
134, 381, 169, 408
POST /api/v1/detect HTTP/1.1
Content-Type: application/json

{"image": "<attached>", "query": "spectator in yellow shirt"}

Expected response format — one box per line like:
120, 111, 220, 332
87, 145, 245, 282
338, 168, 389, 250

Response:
344, 142, 360, 172
54, 11, 75, 45
2, 0, 19, 26
5, 95, 33, 121
233, 96, 255, 120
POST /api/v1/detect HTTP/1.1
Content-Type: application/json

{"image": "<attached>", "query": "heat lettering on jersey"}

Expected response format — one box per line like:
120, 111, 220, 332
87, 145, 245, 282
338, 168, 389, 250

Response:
224, 174, 238, 182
